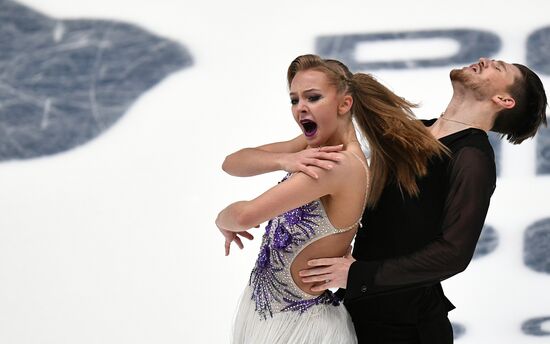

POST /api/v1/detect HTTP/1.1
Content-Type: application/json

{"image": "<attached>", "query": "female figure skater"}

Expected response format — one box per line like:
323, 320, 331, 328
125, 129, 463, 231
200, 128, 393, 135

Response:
215, 54, 445, 343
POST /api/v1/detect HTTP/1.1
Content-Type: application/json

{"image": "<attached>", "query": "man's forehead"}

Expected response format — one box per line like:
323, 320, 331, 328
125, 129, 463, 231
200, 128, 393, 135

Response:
499, 60, 521, 77
507, 62, 523, 80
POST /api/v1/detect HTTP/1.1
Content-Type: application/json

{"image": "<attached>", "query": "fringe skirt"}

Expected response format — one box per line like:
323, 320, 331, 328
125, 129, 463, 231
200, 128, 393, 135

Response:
231, 287, 357, 344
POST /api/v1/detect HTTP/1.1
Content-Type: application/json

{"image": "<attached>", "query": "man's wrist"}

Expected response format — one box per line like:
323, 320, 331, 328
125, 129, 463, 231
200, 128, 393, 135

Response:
345, 260, 381, 301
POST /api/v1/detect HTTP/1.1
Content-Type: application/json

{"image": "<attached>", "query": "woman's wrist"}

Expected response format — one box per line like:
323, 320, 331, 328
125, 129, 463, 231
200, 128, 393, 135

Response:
273, 152, 287, 172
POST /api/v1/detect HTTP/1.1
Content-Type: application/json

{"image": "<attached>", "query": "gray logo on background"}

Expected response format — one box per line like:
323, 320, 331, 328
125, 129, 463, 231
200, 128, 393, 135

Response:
522, 317, 550, 336
451, 322, 466, 340
537, 125, 550, 175
316, 29, 501, 71
0, 0, 192, 160
473, 225, 499, 260
528, 27, 550, 75
524, 218, 550, 273
488, 132, 502, 176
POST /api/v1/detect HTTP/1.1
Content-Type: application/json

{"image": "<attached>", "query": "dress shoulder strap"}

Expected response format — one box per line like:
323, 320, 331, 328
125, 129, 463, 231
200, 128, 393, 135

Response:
333, 150, 370, 233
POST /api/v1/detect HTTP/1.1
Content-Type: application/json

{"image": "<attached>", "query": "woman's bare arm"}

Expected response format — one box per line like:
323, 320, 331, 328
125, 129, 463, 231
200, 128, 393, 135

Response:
216, 157, 350, 233
222, 134, 345, 178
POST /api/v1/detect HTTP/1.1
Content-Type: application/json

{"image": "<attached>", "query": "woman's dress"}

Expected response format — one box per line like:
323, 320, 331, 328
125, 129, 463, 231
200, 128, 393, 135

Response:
231, 152, 368, 344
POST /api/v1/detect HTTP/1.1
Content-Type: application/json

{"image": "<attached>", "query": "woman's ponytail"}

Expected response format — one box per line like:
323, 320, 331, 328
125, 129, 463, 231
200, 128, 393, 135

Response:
350, 73, 447, 207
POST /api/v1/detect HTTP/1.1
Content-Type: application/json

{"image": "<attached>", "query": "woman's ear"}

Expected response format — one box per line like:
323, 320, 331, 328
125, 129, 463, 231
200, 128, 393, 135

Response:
338, 94, 353, 115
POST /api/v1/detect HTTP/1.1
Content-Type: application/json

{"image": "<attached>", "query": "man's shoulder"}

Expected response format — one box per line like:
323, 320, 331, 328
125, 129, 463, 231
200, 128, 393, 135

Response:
450, 131, 496, 179
449, 129, 493, 155
419, 118, 494, 161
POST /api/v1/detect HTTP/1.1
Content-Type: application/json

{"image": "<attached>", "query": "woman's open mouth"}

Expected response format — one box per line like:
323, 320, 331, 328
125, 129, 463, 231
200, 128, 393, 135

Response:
300, 119, 318, 137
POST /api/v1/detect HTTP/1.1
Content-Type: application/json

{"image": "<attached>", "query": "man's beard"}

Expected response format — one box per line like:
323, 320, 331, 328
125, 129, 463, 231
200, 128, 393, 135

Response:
450, 68, 487, 100
450, 68, 470, 84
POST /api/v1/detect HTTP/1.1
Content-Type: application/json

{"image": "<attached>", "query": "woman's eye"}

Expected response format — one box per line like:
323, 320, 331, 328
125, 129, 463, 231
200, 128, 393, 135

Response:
290, 98, 298, 105
308, 95, 321, 102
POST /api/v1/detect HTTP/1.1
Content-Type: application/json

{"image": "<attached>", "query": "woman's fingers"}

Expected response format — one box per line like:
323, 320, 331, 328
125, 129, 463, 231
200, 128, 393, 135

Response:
238, 231, 254, 240
317, 152, 344, 162
224, 231, 255, 256
225, 240, 231, 256
302, 152, 343, 170
309, 159, 335, 170
299, 166, 319, 179
234, 236, 244, 249
303, 158, 334, 171
318, 144, 344, 152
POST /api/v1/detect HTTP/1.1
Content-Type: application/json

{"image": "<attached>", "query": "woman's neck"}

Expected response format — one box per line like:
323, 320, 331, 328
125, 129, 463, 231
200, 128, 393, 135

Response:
322, 120, 360, 149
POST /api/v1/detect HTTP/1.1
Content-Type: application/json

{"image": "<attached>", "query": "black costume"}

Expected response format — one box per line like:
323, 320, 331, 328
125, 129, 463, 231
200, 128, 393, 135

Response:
339, 120, 497, 343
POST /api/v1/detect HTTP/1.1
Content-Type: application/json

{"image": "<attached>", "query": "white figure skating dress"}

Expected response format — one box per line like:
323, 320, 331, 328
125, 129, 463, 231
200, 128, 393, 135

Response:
232, 152, 368, 344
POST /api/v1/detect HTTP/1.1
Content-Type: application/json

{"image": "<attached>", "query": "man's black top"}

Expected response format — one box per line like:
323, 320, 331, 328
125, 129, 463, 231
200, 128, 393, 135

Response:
340, 119, 497, 324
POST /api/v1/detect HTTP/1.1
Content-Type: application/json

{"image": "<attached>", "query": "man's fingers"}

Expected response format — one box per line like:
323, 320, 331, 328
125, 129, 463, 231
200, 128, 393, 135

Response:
310, 281, 331, 292
308, 258, 339, 266
345, 245, 353, 257
301, 274, 332, 283
299, 267, 331, 277
238, 232, 254, 240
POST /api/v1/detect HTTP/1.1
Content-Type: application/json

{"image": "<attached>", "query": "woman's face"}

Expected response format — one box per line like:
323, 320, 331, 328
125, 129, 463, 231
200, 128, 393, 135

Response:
289, 70, 343, 147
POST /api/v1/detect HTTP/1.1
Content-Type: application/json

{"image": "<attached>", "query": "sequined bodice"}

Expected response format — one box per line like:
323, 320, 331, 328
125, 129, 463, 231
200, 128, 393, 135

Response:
248, 154, 368, 319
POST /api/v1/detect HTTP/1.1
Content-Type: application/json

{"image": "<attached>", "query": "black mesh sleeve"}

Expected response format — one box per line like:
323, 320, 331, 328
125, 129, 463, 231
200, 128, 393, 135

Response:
345, 147, 496, 300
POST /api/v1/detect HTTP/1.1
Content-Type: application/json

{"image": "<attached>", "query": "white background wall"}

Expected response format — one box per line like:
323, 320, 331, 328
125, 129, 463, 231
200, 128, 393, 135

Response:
0, 0, 549, 343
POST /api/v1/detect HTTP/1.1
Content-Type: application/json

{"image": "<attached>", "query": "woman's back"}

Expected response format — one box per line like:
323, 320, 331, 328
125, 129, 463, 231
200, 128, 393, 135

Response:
290, 149, 369, 296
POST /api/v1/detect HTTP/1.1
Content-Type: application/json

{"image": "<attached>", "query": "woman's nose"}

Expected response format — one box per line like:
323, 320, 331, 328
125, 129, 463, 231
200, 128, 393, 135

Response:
296, 100, 307, 112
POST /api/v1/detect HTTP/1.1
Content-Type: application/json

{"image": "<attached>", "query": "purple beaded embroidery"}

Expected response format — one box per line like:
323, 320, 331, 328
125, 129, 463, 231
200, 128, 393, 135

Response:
248, 173, 341, 320
281, 291, 340, 313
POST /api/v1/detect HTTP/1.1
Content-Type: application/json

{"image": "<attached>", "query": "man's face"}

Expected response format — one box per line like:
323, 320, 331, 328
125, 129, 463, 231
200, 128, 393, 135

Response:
450, 57, 522, 100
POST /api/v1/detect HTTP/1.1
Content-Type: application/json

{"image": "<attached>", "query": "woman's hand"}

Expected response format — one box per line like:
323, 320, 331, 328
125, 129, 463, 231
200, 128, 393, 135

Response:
279, 144, 345, 179
217, 221, 255, 256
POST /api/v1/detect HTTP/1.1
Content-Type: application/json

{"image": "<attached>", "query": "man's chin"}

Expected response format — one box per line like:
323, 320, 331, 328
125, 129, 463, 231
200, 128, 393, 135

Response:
450, 68, 470, 84
450, 68, 462, 81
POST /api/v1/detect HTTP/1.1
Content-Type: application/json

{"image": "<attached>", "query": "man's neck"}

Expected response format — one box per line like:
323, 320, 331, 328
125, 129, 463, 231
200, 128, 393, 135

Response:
428, 94, 495, 139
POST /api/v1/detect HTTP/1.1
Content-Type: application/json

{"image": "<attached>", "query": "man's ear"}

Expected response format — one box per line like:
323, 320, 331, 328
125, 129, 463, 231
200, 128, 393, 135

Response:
492, 94, 516, 110
338, 94, 353, 115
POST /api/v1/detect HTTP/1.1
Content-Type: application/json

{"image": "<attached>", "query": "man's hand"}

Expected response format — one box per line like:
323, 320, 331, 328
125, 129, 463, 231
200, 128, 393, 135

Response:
216, 223, 255, 256
280, 145, 344, 179
299, 246, 355, 292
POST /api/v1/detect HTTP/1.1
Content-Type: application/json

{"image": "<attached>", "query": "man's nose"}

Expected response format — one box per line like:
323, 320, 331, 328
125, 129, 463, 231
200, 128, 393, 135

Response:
479, 57, 489, 68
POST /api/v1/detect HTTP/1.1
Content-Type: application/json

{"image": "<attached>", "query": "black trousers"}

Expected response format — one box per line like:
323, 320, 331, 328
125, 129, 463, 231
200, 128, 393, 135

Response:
344, 284, 455, 344
352, 315, 453, 344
